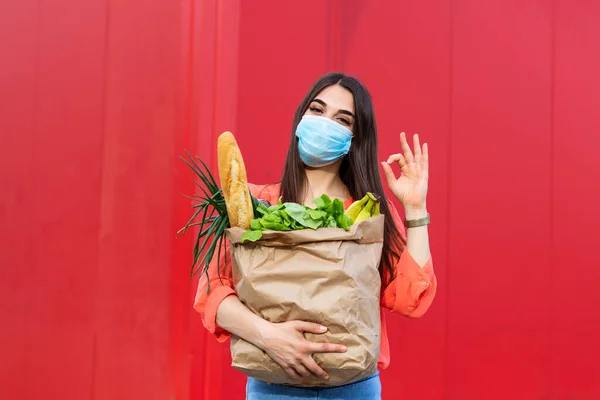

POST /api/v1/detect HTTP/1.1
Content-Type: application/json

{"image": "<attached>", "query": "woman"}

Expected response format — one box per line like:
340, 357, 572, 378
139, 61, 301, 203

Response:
194, 72, 437, 399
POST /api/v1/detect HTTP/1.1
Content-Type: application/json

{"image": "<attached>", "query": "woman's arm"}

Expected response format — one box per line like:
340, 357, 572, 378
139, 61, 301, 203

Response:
404, 205, 431, 266
215, 295, 268, 346
216, 296, 347, 380
381, 132, 431, 266
380, 132, 436, 317
379, 201, 436, 317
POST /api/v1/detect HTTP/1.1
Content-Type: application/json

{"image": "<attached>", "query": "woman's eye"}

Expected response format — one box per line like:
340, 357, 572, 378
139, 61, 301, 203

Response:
309, 107, 323, 114
338, 118, 351, 126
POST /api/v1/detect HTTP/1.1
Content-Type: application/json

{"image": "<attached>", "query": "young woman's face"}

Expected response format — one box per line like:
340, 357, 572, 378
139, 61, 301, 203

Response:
304, 85, 356, 133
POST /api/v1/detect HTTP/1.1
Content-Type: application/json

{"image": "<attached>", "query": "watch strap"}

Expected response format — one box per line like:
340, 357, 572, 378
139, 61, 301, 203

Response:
404, 213, 430, 228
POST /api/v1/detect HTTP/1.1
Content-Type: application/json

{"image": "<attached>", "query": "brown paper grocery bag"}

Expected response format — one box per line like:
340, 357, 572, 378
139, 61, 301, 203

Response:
225, 215, 384, 387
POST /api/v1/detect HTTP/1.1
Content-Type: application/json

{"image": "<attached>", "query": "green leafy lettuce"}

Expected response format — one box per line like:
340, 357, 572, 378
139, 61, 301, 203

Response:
240, 194, 353, 243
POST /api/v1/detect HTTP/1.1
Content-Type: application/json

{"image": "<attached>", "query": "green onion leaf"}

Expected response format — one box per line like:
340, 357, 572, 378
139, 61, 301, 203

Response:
179, 151, 238, 281
193, 216, 228, 278
215, 225, 226, 287
196, 157, 220, 192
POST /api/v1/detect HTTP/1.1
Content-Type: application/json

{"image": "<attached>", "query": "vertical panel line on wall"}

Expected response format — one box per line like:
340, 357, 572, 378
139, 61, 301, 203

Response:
327, 0, 340, 71
200, 1, 224, 398
444, 0, 454, 398
164, 0, 199, 397
210, 0, 222, 172
185, 0, 196, 149
92, 0, 112, 398
549, 0, 556, 395
198, 0, 214, 399
27, 1, 42, 396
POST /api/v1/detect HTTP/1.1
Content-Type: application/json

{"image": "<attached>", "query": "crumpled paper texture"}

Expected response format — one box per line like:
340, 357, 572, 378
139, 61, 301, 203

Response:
225, 215, 384, 387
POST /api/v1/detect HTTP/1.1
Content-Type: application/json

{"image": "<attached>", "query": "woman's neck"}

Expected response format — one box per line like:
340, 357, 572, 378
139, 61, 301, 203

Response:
303, 161, 349, 205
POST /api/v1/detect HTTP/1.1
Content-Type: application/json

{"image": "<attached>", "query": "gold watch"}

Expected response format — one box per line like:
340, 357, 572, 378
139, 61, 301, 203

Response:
404, 213, 430, 228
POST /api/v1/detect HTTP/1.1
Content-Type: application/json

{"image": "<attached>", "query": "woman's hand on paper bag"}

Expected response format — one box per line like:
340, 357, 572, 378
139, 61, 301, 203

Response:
258, 320, 347, 381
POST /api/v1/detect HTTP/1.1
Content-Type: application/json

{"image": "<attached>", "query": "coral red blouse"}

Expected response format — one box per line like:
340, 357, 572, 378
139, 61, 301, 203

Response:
193, 183, 437, 370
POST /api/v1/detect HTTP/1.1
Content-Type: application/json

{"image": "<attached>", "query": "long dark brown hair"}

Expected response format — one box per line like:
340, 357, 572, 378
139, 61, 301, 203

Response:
280, 72, 405, 277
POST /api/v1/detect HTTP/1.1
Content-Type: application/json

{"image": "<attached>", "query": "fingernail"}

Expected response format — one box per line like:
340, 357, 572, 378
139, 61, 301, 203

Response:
320, 326, 327, 332
324, 375, 329, 380
341, 346, 347, 351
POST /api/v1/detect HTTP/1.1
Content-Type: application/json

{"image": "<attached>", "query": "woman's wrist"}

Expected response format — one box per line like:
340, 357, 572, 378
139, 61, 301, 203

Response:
404, 204, 428, 220
253, 318, 273, 350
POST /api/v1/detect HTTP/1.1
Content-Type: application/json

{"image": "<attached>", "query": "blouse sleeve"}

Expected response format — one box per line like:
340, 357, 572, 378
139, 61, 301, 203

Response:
380, 201, 437, 318
192, 183, 274, 342
193, 239, 236, 343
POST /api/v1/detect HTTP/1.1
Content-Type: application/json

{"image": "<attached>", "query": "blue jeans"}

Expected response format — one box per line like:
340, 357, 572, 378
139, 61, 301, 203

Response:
246, 372, 381, 399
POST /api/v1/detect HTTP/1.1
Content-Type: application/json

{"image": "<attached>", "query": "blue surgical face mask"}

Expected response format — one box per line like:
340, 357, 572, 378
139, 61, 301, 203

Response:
295, 115, 353, 167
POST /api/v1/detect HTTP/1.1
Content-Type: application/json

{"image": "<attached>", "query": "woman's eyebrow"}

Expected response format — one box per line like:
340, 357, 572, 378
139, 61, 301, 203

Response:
312, 98, 355, 118
338, 109, 355, 118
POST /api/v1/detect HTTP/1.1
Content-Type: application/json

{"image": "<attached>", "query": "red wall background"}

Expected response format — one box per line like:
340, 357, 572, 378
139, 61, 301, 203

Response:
1, 1, 599, 399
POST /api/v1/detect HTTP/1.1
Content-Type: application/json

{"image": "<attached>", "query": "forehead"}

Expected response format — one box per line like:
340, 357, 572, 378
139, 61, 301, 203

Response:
312, 85, 354, 113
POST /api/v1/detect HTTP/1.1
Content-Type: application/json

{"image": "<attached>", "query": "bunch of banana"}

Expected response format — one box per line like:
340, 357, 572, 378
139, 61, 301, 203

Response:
345, 192, 381, 224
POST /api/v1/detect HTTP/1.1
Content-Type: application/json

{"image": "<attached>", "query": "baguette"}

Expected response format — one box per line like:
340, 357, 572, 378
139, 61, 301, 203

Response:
217, 131, 254, 229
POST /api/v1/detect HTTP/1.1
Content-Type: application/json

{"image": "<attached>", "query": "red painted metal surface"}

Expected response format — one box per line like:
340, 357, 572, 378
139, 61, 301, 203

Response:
1, 0, 599, 399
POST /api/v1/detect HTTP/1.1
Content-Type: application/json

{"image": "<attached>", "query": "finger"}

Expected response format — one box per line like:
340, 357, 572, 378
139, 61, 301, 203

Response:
284, 366, 302, 380
422, 143, 429, 176
413, 134, 422, 164
400, 132, 414, 163
387, 153, 408, 171
293, 321, 328, 334
413, 134, 422, 156
293, 364, 311, 378
309, 342, 347, 354
302, 357, 330, 380
381, 162, 397, 185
